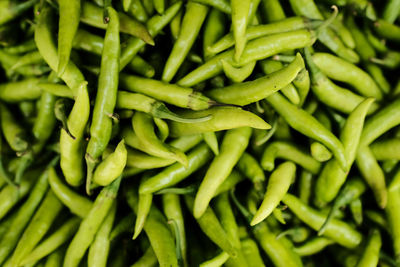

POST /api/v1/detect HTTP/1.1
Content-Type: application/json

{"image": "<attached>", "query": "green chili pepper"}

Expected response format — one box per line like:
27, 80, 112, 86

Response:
48, 167, 93, 218
185, 195, 237, 257
194, 127, 252, 218
215, 192, 248, 267
261, 141, 321, 174
85, 7, 120, 194
9, 190, 64, 267
318, 177, 367, 235
120, 74, 215, 110
282, 193, 362, 248
133, 190, 152, 240
314, 98, 374, 206
207, 53, 305, 106
0, 0, 37, 25
258, 59, 301, 105
373, 19, 400, 43
355, 229, 381, 267
87, 202, 117, 267
203, 8, 226, 59
133, 112, 188, 166
162, 1, 208, 82
0, 103, 29, 153
305, 47, 377, 114
93, 140, 127, 187
34, 5, 85, 95
237, 152, 265, 193
240, 237, 265, 267
266, 91, 348, 169
0, 169, 39, 220
178, 29, 315, 87
311, 52, 382, 100
0, 157, 58, 265
169, 107, 270, 137
139, 143, 212, 194
63, 177, 121, 267
199, 251, 230, 267
293, 237, 335, 256
383, 0, 400, 23
251, 162, 296, 226
10, 50, 44, 70
57, 0, 80, 75
231, 0, 251, 61
19, 217, 80, 266
208, 16, 320, 55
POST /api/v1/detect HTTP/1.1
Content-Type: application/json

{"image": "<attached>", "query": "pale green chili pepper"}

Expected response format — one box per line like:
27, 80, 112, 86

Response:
251, 161, 296, 226
194, 127, 252, 218
93, 140, 127, 186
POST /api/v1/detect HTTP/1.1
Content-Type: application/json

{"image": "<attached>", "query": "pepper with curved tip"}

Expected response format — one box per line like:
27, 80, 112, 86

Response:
265, 92, 347, 171
139, 143, 212, 194
261, 141, 321, 174
48, 167, 93, 218
304, 47, 378, 114
311, 52, 382, 100
178, 29, 315, 87
251, 162, 296, 226
93, 140, 127, 187
207, 53, 305, 106
169, 106, 270, 137
293, 237, 335, 256
282, 193, 362, 248
133, 112, 188, 166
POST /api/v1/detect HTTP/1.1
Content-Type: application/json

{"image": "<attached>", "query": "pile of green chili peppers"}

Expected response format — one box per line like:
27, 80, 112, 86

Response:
0, 0, 400, 266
